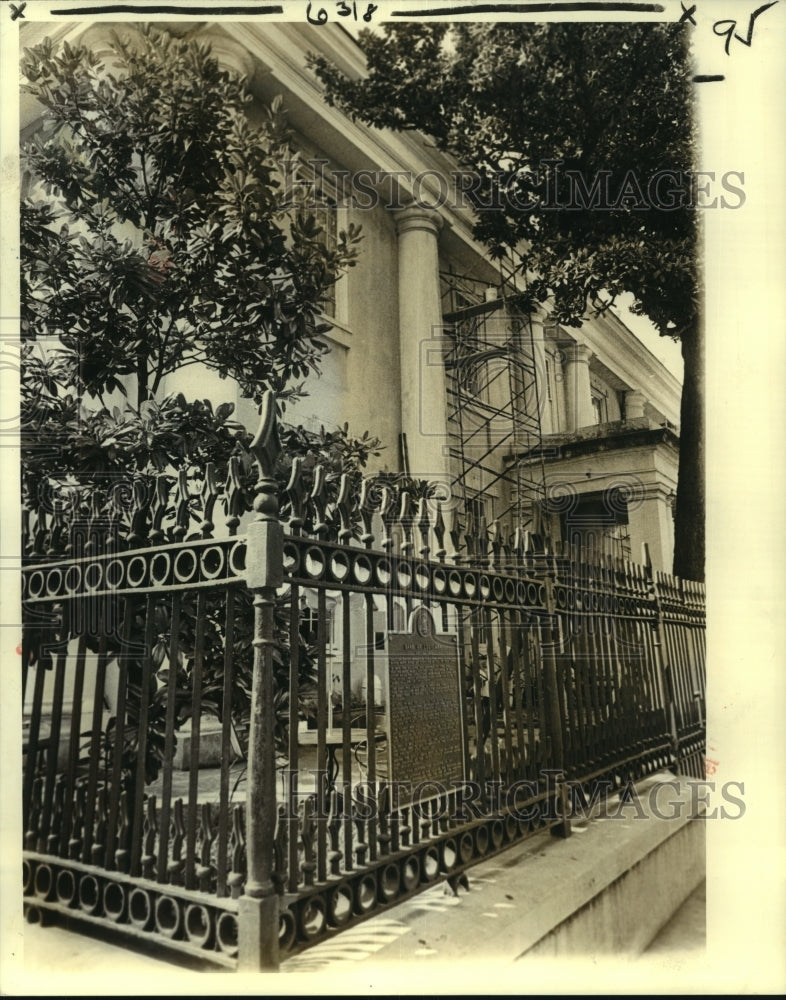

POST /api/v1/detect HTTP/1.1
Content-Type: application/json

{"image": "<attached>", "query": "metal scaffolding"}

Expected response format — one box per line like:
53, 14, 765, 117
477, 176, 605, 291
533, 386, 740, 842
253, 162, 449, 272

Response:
440, 270, 548, 542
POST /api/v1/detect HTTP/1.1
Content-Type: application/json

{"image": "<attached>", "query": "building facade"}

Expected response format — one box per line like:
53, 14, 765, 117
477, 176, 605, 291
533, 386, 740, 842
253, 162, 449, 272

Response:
20, 15, 687, 778
21, 17, 682, 574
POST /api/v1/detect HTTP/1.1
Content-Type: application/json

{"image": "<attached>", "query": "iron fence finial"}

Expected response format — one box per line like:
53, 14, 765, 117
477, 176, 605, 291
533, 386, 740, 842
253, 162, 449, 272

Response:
249, 392, 281, 519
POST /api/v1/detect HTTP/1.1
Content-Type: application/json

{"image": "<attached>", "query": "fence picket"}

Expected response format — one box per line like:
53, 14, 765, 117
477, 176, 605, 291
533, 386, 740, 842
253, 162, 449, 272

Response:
185, 590, 207, 890
217, 587, 236, 897
157, 591, 181, 883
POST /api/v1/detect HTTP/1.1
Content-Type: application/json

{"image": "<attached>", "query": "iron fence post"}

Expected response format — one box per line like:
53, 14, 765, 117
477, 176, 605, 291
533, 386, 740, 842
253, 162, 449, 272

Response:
238, 394, 283, 971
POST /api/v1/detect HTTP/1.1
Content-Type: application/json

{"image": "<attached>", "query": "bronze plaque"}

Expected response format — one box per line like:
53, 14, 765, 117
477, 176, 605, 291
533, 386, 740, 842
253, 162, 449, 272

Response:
387, 607, 464, 797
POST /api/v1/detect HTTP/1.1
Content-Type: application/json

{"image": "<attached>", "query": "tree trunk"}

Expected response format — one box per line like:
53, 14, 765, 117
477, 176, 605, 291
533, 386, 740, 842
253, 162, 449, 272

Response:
137, 353, 149, 405
672, 318, 704, 582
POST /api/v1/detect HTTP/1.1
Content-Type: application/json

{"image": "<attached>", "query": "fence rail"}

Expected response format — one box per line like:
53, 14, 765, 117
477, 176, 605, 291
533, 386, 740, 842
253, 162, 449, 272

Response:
21, 393, 706, 970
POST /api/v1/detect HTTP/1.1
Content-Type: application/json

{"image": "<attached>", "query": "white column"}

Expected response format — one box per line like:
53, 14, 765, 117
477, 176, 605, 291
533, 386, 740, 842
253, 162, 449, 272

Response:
527, 319, 556, 434
562, 343, 595, 432
627, 487, 675, 573
394, 205, 451, 485
625, 390, 647, 421
482, 293, 516, 444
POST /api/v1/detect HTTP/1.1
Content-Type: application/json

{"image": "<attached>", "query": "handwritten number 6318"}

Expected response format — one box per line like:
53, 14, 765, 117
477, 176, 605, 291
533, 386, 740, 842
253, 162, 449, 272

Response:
306, 1, 378, 25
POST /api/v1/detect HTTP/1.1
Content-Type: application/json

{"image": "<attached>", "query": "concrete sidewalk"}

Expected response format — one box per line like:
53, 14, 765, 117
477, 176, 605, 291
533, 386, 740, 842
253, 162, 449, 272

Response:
645, 880, 705, 955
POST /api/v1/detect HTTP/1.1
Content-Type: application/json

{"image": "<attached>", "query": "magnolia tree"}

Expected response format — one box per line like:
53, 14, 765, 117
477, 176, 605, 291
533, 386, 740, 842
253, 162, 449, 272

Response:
310, 22, 703, 581
21, 25, 366, 506
20, 25, 379, 778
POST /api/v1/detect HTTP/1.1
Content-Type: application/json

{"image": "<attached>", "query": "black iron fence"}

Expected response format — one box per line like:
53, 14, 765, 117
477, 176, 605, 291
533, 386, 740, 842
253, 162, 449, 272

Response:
21, 394, 705, 971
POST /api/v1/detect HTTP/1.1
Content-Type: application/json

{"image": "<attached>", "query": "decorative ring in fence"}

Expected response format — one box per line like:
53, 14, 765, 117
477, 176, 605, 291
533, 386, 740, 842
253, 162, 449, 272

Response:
400, 855, 420, 892
78, 873, 101, 914
105, 558, 124, 589
128, 887, 154, 930
378, 863, 400, 903
330, 551, 350, 581
173, 548, 197, 584
415, 563, 430, 591
185, 903, 214, 948
327, 885, 353, 925
64, 563, 81, 593
353, 554, 373, 584
354, 873, 378, 914
33, 862, 54, 901
103, 880, 127, 922
215, 911, 239, 957
84, 561, 103, 592
199, 546, 225, 580
154, 894, 183, 938
150, 551, 171, 586
55, 868, 77, 907
304, 547, 326, 579
421, 846, 440, 881
26, 569, 45, 599
125, 555, 147, 588
279, 908, 297, 951
458, 831, 474, 864
299, 896, 327, 939
45, 568, 63, 598
440, 837, 458, 871
396, 561, 412, 590
375, 558, 392, 586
